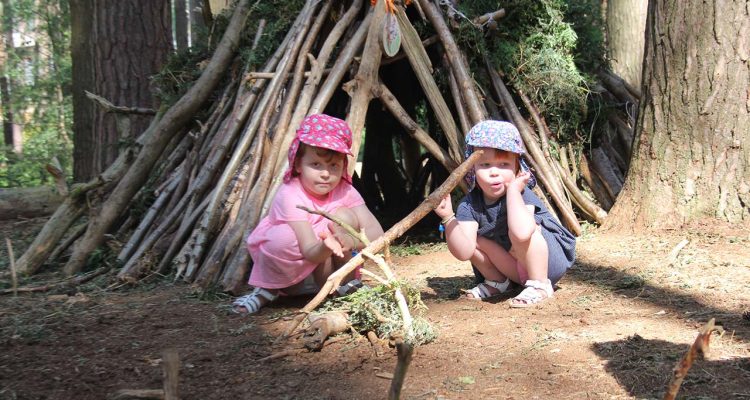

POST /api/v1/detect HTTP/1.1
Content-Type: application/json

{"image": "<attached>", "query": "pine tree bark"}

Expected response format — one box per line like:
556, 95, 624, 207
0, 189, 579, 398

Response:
606, 0, 648, 89
605, 0, 750, 231
70, 0, 172, 181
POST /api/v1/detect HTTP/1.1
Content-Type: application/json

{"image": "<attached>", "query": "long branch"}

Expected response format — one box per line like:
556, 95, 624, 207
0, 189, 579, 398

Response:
279, 151, 483, 340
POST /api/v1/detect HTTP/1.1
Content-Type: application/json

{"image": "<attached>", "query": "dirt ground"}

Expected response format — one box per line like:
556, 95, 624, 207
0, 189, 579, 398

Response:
1, 219, 749, 400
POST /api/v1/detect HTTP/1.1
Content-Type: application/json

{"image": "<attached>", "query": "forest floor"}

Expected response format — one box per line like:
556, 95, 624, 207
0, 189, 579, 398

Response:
1, 218, 749, 400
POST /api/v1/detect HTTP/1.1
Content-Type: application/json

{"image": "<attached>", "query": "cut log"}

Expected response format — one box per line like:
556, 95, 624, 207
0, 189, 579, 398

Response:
580, 153, 614, 210
590, 147, 623, 200
0, 187, 63, 220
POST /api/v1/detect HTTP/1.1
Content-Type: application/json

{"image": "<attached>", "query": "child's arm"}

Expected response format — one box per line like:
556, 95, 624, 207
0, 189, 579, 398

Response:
350, 205, 385, 248
288, 221, 344, 262
435, 195, 478, 261
506, 171, 537, 241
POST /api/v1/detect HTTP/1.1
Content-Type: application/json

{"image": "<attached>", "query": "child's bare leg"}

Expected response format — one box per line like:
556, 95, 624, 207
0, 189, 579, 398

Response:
312, 257, 335, 288
508, 227, 551, 307
508, 226, 549, 283
475, 236, 522, 283
463, 237, 520, 299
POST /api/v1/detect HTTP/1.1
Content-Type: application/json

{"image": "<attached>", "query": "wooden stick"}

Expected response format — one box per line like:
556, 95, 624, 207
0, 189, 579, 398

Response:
446, 62, 471, 134
344, 0, 387, 175
309, 12, 372, 114
247, 68, 332, 80
161, 348, 179, 400
664, 318, 721, 400
396, 6, 463, 163
111, 389, 164, 400
418, 0, 486, 124
389, 341, 414, 400
375, 81, 467, 193
0, 266, 109, 295
84, 91, 157, 115
279, 151, 483, 341
579, 153, 614, 210
473, 8, 505, 25
6, 238, 17, 297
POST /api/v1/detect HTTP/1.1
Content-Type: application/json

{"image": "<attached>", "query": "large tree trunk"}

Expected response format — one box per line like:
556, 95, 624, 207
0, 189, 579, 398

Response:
71, 0, 172, 181
606, 0, 648, 89
175, 0, 189, 50
604, 0, 750, 231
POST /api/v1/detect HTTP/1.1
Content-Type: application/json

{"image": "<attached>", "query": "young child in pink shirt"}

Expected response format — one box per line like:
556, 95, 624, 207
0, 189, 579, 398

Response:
232, 114, 384, 314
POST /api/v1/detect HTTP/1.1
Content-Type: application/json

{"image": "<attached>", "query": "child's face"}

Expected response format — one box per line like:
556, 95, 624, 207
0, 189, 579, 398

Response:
294, 144, 346, 198
473, 147, 520, 203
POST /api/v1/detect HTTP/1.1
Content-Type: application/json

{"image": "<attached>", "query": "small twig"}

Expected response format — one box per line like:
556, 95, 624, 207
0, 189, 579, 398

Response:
85, 91, 157, 115
6, 238, 17, 297
359, 268, 389, 285
367, 331, 384, 356
259, 335, 348, 362
296, 205, 370, 246
111, 389, 164, 399
361, 251, 413, 332
0, 266, 109, 295
664, 318, 723, 400
667, 239, 690, 266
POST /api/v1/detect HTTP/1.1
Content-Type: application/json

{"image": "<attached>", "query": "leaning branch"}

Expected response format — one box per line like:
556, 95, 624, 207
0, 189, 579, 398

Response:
279, 150, 483, 340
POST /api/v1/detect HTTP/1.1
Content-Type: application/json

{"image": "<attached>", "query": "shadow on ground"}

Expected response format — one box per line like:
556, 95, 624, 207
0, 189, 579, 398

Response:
592, 335, 750, 399
567, 260, 750, 342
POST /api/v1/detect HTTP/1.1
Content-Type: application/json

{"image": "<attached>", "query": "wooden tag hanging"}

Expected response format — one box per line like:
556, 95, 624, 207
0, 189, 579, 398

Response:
381, 12, 401, 57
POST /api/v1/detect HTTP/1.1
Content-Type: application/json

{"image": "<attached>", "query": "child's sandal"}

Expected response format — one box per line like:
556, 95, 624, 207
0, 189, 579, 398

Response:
232, 287, 278, 315
464, 279, 511, 300
509, 279, 553, 308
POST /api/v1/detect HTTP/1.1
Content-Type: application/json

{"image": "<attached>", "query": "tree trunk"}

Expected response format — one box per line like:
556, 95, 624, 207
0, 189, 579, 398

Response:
0, 0, 20, 152
175, 0, 189, 50
604, 0, 750, 231
606, 0, 648, 89
71, 0, 172, 181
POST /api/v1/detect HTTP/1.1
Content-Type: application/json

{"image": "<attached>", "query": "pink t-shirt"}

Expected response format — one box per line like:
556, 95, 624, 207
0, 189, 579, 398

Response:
246, 177, 365, 289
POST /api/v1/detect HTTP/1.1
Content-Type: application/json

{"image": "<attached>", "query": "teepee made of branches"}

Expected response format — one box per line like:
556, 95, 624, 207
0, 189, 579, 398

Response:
13, 0, 633, 294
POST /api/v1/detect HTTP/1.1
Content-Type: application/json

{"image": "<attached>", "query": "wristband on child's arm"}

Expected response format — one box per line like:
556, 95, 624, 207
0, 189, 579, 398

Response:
440, 213, 456, 225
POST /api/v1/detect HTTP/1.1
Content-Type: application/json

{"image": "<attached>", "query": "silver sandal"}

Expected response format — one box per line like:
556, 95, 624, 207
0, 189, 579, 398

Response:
232, 287, 278, 314
464, 279, 511, 300
510, 279, 553, 308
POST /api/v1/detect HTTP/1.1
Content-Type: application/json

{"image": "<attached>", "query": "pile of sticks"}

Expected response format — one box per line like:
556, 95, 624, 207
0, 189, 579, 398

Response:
13, 0, 631, 294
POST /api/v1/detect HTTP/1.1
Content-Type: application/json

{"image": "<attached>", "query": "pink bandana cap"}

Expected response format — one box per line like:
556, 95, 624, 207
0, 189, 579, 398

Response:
283, 114, 354, 184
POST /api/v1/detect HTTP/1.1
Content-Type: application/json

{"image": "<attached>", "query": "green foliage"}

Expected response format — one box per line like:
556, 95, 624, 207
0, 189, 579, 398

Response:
320, 281, 437, 346
1, 0, 73, 188
434, 0, 606, 143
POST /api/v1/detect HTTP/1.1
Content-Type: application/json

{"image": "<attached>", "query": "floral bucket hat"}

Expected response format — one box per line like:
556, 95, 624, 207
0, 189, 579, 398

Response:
284, 113, 354, 183
464, 120, 536, 191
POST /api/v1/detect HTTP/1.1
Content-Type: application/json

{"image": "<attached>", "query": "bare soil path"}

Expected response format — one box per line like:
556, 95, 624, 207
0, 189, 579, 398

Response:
1, 220, 749, 399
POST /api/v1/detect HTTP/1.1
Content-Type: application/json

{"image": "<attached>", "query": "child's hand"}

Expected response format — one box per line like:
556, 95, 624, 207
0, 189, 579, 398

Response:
435, 194, 454, 219
509, 171, 531, 192
327, 221, 356, 252
319, 230, 345, 258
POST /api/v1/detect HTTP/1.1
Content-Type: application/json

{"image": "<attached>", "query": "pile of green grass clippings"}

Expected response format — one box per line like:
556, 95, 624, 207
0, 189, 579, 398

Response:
319, 280, 437, 346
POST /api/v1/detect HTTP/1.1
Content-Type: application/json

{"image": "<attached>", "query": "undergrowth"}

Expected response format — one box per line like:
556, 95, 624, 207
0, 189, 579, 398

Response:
319, 280, 437, 346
